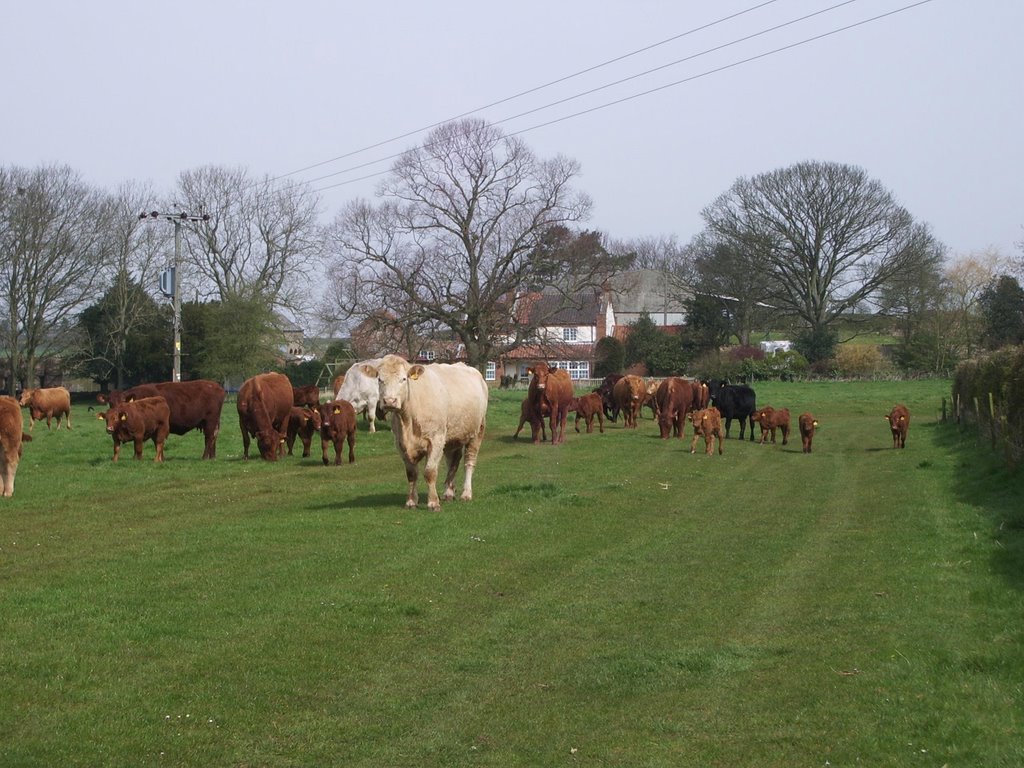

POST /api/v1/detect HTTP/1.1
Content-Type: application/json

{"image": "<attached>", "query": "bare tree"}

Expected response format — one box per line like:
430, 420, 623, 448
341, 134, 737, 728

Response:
324, 118, 602, 369
0, 165, 116, 391
173, 166, 324, 316
76, 181, 168, 388
701, 161, 939, 345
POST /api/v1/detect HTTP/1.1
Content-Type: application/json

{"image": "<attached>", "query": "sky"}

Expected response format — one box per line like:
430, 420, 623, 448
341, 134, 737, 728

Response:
3, 0, 1022, 261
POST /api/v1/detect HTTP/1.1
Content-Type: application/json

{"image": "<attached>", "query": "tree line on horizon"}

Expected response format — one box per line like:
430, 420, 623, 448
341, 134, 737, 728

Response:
2, 118, 1022, 393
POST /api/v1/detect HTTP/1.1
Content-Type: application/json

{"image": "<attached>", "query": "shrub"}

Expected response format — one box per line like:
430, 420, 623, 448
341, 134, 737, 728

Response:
834, 344, 889, 378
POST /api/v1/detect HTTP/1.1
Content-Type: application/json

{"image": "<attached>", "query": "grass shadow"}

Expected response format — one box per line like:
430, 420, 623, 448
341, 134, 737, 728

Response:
935, 421, 1024, 591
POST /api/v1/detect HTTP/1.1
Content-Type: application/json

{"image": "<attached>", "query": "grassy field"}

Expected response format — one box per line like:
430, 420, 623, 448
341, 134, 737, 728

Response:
1, 379, 1022, 767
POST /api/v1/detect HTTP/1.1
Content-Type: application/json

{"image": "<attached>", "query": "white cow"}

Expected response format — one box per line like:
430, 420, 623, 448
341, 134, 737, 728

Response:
335, 358, 383, 433
363, 355, 488, 510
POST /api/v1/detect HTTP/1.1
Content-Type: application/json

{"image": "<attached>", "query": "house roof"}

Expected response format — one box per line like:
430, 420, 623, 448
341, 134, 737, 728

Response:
516, 288, 602, 326
611, 269, 690, 315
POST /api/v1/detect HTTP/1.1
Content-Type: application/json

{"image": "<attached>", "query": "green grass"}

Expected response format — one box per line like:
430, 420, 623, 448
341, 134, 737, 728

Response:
1, 380, 1022, 766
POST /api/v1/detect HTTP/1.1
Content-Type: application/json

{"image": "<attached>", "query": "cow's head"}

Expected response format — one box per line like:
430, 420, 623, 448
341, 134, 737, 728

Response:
256, 428, 284, 461
367, 355, 422, 413
529, 362, 553, 390
17, 389, 35, 406
103, 405, 129, 434
304, 407, 322, 430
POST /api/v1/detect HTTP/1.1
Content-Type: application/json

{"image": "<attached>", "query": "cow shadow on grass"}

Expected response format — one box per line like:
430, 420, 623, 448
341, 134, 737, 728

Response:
934, 421, 1024, 591
307, 493, 404, 511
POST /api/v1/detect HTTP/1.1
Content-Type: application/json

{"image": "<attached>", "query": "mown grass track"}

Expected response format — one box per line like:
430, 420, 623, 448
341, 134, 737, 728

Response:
1, 379, 1022, 766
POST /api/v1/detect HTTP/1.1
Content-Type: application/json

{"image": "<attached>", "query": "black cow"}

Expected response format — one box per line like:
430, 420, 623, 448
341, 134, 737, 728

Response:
707, 380, 757, 441
594, 373, 624, 422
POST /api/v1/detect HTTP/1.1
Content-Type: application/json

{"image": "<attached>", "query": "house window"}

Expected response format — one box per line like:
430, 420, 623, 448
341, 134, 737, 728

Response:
562, 327, 578, 342
550, 360, 590, 380
420, 350, 436, 361
485, 362, 496, 381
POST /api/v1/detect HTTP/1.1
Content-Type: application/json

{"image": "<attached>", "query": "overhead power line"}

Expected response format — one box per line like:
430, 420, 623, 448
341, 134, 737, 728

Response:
265, 0, 785, 184
307, 0, 935, 195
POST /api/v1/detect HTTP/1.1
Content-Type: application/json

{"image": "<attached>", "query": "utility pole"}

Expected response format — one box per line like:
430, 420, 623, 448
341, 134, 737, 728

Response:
140, 210, 209, 382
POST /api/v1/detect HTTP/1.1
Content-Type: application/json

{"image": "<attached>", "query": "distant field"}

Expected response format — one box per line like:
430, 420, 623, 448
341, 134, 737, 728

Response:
2, 378, 1022, 767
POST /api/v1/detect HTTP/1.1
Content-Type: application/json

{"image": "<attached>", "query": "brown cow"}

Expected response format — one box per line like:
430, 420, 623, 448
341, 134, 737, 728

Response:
886, 404, 910, 448
18, 387, 72, 432
655, 377, 691, 439
642, 380, 661, 420
318, 400, 357, 466
292, 384, 321, 408
104, 380, 226, 459
689, 407, 724, 455
0, 396, 31, 497
237, 372, 294, 461
690, 380, 710, 411
526, 362, 574, 445
613, 375, 645, 429
573, 392, 605, 434
102, 396, 171, 462
799, 413, 819, 453
513, 394, 548, 442
286, 406, 322, 457
753, 406, 791, 446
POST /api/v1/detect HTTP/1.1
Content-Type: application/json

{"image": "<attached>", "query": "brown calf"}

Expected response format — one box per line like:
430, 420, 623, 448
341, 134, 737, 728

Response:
573, 392, 605, 434
286, 406, 322, 457
0, 396, 31, 497
886, 404, 910, 448
689, 407, 724, 455
799, 413, 819, 453
102, 396, 171, 462
318, 400, 357, 466
514, 393, 548, 442
753, 406, 790, 446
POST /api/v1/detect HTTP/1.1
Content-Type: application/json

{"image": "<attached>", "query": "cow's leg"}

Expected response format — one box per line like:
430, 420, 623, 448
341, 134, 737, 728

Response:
367, 404, 377, 434
240, 417, 252, 459
460, 425, 484, 502
203, 424, 217, 459
346, 429, 356, 463
111, 439, 121, 462
690, 430, 699, 454
321, 435, 331, 466
442, 445, 463, 501
133, 437, 145, 460
404, 457, 421, 508
2, 460, 15, 497
333, 437, 343, 466
423, 457, 444, 510
597, 411, 604, 433
154, 438, 165, 463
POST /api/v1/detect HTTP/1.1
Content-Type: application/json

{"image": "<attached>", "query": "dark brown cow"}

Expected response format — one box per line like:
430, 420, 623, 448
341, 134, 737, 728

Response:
237, 372, 294, 461
513, 394, 548, 442
18, 387, 72, 432
754, 406, 790, 445
886, 404, 910, 448
594, 373, 624, 421
105, 380, 226, 459
612, 375, 645, 429
690, 380, 710, 411
102, 396, 171, 462
527, 362, 574, 445
689, 407, 724, 456
292, 384, 321, 409
286, 406, 322, 457
799, 413, 819, 453
655, 377, 691, 439
0, 396, 31, 497
573, 392, 605, 434
318, 400, 357, 466
642, 380, 661, 420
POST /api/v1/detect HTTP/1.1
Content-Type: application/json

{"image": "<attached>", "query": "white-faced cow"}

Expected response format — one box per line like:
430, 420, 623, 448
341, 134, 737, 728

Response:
363, 355, 488, 510
337, 359, 385, 433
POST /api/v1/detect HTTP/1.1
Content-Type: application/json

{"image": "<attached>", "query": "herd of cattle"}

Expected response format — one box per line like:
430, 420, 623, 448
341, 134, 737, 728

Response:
0, 358, 911, 503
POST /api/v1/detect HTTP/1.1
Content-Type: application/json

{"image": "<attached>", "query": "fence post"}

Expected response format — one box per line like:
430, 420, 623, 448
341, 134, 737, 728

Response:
989, 392, 997, 451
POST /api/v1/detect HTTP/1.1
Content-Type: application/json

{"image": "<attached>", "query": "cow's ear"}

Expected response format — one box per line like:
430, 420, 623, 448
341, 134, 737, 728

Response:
526, 367, 534, 376
333, 406, 341, 414
813, 420, 819, 426
96, 411, 106, 420
409, 365, 426, 380
120, 413, 127, 421
361, 365, 378, 378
